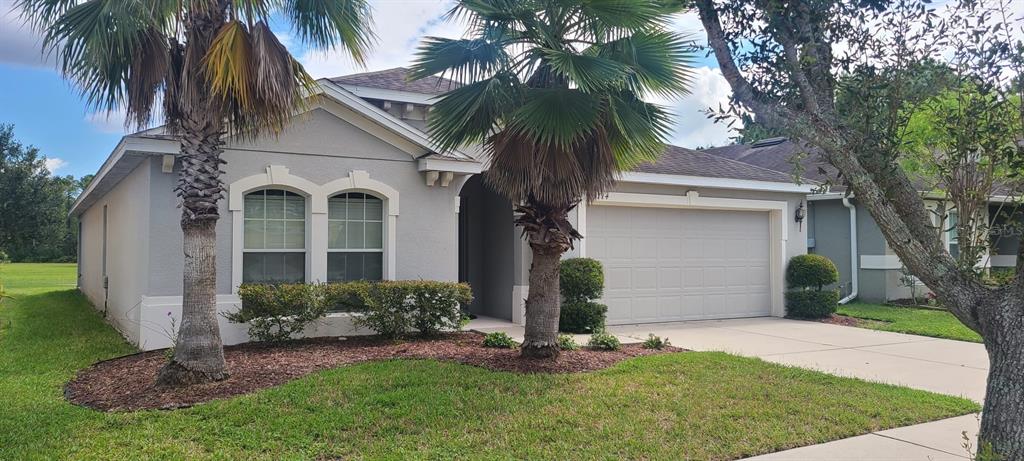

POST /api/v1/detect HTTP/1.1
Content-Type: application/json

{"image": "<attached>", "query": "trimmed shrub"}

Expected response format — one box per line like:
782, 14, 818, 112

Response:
786, 254, 839, 289
641, 333, 671, 350
351, 280, 473, 339
560, 258, 604, 302
588, 332, 621, 351
559, 301, 607, 334
557, 334, 580, 351
786, 289, 841, 319
482, 331, 517, 348
230, 283, 328, 343
321, 281, 370, 312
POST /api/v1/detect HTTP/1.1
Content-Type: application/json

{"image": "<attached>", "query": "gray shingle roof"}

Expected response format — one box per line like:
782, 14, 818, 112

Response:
633, 145, 807, 184
701, 138, 836, 183
329, 67, 460, 95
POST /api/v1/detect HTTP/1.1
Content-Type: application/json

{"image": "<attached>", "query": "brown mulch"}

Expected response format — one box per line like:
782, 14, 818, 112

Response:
66, 332, 681, 412
819, 313, 863, 327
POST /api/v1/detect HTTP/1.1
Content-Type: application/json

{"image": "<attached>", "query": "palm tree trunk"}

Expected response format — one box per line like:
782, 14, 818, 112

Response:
156, 119, 228, 386
518, 203, 578, 358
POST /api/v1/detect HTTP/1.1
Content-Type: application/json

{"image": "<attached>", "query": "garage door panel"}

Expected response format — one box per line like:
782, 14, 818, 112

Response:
587, 206, 772, 324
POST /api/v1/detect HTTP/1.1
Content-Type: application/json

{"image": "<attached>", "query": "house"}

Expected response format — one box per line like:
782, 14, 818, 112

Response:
71, 68, 812, 351
704, 137, 1023, 303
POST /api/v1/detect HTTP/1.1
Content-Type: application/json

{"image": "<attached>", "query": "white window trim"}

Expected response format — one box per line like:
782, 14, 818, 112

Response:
229, 166, 399, 292
585, 190, 790, 318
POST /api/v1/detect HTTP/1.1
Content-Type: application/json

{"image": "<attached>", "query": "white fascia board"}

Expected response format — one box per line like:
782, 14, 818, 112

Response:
338, 84, 439, 105
807, 192, 846, 201
318, 80, 473, 161
618, 171, 815, 194
69, 136, 180, 216
417, 157, 483, 174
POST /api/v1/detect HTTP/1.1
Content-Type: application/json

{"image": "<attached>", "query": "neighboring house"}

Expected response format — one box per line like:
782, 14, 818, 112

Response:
72, 68, 811, 351
705, 137, 1023, 303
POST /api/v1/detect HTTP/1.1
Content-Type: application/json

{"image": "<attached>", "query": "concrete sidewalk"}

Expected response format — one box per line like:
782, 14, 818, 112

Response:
468, 316, 988, 459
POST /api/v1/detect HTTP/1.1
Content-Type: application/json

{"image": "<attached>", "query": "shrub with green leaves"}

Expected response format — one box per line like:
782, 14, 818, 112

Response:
560, 258, 604, 302
786, 289, 841, 319
321, 281, 370, 312
482, 331, 517, 349
587, 332, 621, 351
351, 280, 473, 339
230, 283, 328, 343
559, 300, 607, 333
557, 334, 580, 351
641, 333, 671, 350
786, 254, 839, 289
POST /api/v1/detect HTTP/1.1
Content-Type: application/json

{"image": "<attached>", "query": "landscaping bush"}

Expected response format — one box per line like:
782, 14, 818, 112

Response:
559, 300, 608, 333
482, 331, 517, 348
230, 283, 328, 342
351, 280, 473, 339
641, 333, 671, 350
557, 334, 580, 351
588, 332, 621, 351
786, 254, 839, 289
321, 281, 370, 312
561, 258, 604, 302
985, 267, 1015, 287
786, 289, 841, 319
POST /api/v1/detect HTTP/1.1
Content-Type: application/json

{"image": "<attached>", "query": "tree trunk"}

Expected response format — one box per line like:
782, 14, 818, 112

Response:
977, 295, 1024, 459
156, 116, 228, 386
521, 246, 563, 358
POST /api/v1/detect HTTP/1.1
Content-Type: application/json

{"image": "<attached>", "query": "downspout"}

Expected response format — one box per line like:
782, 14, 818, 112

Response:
839, 197, 859, 304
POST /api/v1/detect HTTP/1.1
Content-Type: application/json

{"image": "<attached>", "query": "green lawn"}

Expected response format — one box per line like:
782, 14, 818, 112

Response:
837, 302, 983, 343
1, 264, 979, 460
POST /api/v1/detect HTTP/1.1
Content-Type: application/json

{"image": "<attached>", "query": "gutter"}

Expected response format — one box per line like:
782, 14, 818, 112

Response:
839, 197, 859, 304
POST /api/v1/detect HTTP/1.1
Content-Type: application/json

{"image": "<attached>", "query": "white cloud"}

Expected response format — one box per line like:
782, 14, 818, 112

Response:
297, 0, 466, 78
655, 66, 738, 149
0, 0, 53, 68
43, 157, 66, 173
85, 109, 128, 134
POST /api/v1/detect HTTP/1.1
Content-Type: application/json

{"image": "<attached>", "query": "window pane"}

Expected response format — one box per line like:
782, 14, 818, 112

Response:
284, 196, 305, 219
327, 253, 347, 281
242, 253, 265, 283
346, 253, 365, 280
329, 197, 347, 220
283, 253, 305, 282
284, 220, 305, 249
327, 252, 382, 282
243, 219, 265, 249
348, 196, 365, 220
266, 194, 285, 219
265, 220, 285, 249
365, 222, 383, 249
244, 253, 304, 284
365, 197, 383, 220
364, 253, 383, 280
244, 194, 265, 219
347, 222, 365, 249
328, 221, 346, 249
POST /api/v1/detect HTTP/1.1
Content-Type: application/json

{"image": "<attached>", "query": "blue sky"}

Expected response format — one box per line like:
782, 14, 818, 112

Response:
0, 0, 730, 180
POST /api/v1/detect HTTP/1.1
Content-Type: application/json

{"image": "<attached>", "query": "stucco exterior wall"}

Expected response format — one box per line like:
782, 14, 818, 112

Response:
78, 158, 151, 344
808, 199, 854, 297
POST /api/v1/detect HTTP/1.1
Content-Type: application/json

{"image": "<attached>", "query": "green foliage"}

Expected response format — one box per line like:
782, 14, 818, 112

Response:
786, 289, 840, 319
587, 332, 621, 351
560, 258, 604, 302
557, 334, 580, 351
985, 268, 1015, 287
641, 334, 671, 350
838, 303, 982, 343
348, 281, 473, 339
0, 124, 86, 263
786, 254, 839, 290
229, 284, 328, 343
481, 331, 517, 349
559, 301, 608, 334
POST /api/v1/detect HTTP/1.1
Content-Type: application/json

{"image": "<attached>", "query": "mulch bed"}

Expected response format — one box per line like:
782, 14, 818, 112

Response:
820, 314, 890, 328
66, 332, 680, 412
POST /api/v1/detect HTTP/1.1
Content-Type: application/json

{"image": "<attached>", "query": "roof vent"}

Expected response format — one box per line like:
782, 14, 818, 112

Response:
751, 137, 787, 148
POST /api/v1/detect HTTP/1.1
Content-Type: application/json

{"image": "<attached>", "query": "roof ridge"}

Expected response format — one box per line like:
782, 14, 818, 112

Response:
665, 144, 813, 183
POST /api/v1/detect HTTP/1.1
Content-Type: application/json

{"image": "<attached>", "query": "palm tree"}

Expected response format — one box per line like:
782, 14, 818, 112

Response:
18, 0, 373, 385
411, 0, 693, 358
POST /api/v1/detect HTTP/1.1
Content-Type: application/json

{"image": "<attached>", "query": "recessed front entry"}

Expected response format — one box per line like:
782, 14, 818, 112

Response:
586, 205, 772, 324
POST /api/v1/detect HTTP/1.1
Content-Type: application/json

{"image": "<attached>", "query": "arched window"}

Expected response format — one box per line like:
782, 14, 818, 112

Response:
327, 192, 383, 281
242, 189, 306, 283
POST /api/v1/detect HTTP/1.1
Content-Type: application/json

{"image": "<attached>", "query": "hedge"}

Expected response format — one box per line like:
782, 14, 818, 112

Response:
559, 258, 607, 333
786, 254, 839, 289
785, 289, 841, 319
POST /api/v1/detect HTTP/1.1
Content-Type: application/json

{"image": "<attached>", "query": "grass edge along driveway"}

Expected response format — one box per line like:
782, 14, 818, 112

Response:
837, 302, 983, 343
1, 263, 979, 460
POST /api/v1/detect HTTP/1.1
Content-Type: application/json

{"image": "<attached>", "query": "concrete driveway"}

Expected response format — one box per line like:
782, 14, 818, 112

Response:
470, 315, 989, 459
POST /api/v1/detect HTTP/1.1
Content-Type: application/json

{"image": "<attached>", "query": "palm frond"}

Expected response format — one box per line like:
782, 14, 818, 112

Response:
599, 31, 695, 98
507, 88, 603, 150
205, 20, 254, 112
281, 0, 375, 64
542, 48, 629, 92
409, 37, 509, 84
427, 72, 520, 152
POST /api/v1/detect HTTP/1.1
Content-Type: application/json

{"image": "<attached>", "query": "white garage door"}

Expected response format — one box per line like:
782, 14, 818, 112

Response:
586, 205, 772, 324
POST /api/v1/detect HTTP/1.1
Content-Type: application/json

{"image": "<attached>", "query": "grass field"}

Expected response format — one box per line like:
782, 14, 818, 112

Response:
837, 302, 983, 343
0, 264, 980, 460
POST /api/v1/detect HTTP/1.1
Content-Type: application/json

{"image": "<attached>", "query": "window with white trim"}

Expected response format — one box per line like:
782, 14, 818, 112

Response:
242, 189, 306, 283
327, 192, 384, 281
947, 210, 960, 258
